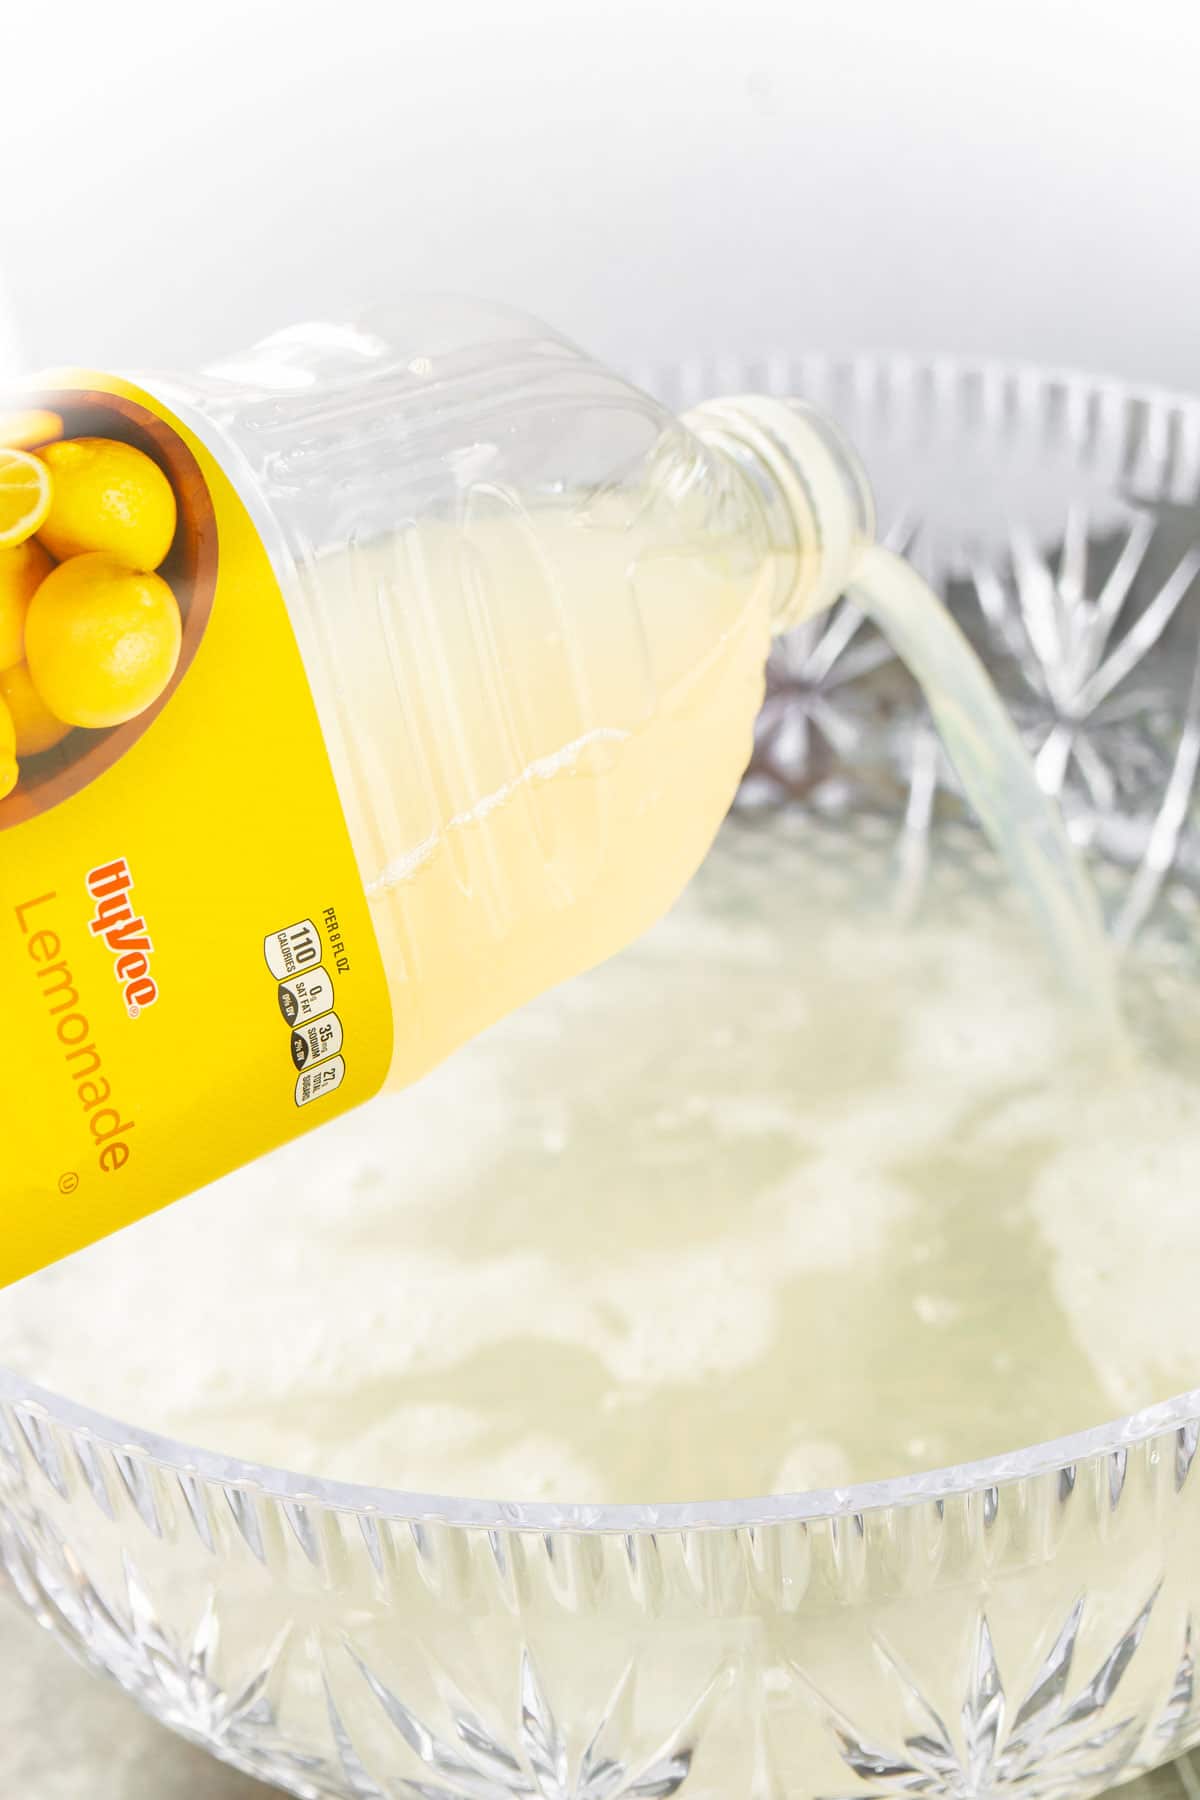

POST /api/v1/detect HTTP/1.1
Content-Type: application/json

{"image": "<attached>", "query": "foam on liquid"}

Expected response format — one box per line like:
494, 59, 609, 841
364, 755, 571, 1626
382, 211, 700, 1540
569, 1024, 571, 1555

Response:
0, 503, 1166, 1503
1, 816, 1193, 1505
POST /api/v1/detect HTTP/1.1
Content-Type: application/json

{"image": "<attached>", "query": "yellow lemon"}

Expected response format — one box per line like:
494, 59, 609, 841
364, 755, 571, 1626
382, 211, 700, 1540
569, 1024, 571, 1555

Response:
0, 408, 64, 451
38, 437, 177, 570
0, 537, 54, 671
0, 662, 72, 757
0, 691, 17, 798
26, 553, 182, 730
0, 446, 53, 550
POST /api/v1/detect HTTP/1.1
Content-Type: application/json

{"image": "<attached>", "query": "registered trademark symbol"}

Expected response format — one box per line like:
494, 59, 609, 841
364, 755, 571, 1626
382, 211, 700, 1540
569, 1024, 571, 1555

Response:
128, 1004, 140, 1020
58, 1172, 80, 1197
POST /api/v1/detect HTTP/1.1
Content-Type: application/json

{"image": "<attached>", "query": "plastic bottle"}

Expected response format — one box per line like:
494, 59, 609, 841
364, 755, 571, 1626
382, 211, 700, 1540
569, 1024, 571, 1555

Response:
153, 298, 870, 1087
5, 298, 1112, 1279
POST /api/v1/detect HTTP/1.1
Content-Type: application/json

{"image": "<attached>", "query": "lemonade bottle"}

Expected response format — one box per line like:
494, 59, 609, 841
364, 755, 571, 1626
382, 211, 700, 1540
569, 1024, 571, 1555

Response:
153, 303, 873, 1088
0, 298, 1101, 1281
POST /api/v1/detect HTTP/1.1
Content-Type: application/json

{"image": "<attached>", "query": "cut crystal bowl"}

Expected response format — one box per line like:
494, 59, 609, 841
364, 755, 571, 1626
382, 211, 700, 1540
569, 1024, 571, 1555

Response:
4, 354, 1200, 1799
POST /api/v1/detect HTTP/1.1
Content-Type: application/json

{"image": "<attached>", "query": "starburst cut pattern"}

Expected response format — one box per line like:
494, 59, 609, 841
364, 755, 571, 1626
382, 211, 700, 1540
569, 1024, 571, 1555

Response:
807, 1592, 1159, 1800
0, 1501, 323, 1792
978, 518, 1200, 826
1150, 1618, 1200, 1770
747, 597, 898, 802
324, 1647, 720, 1800
5, 359, 1200, 1800
748, 504, 1200, 941
740, 360, 1200, 944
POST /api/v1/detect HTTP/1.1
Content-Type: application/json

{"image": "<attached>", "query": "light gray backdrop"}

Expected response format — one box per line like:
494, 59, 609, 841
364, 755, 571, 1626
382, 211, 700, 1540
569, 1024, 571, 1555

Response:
4, 0, 1199, 390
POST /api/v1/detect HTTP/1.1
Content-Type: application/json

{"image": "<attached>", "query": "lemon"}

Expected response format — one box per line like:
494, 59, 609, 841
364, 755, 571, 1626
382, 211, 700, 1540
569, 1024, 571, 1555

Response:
0, 691, 17, 799
0, 408, 64, 451
0, 662, 72, 757
0, 447, 53, 550
38, 438, 177, 571
0, 538, 54, 671
26, 553, 182, 729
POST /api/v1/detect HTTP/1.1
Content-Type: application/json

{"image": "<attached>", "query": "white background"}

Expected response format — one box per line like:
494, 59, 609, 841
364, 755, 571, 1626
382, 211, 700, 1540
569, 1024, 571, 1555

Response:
2, 12, 1200, 1793
4, 0, 1200, 390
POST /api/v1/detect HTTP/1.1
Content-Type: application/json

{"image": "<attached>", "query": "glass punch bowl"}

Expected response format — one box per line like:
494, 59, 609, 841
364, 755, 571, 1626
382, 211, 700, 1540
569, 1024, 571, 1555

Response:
5, 354, 1200, 1800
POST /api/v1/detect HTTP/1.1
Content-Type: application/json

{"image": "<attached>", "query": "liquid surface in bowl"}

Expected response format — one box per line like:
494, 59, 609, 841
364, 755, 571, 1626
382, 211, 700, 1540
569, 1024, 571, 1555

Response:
3, 813, 1197, 1505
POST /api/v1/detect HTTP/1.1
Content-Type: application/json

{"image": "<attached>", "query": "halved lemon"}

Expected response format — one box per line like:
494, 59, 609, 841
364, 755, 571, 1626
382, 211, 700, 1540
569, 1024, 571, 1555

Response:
0, 409, 64, 452
0, 448, 52, 550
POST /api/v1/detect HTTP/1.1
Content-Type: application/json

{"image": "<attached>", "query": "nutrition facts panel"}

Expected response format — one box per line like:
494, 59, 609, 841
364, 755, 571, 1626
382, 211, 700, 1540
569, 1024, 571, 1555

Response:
264, 919, 348, 1107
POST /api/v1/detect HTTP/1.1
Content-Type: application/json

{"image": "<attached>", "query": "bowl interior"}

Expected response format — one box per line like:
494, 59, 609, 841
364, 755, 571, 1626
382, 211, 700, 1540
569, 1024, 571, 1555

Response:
3, 355, 1200, 1531
5, 357, 1200, 1800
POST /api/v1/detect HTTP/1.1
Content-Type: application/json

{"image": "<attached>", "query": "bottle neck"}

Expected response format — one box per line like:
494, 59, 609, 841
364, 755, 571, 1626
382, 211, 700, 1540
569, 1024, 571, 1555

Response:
686, 396, 876, 633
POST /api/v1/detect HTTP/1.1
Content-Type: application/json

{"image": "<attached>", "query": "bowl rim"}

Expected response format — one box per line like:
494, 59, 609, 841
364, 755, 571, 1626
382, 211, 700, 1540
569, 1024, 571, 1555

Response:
4, 348, 1200, 1537
2, 1363, 1198, 1535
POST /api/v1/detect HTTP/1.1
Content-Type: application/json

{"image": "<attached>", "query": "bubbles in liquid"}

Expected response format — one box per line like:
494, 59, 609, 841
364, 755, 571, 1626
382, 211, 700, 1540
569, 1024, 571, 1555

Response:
1, 814, 1193, 1505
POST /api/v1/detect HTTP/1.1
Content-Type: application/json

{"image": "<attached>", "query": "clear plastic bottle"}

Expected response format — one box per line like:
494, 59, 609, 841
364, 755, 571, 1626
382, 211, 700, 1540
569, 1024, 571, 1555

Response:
153, 299, 872, 1087
3, 299, 1112, 1281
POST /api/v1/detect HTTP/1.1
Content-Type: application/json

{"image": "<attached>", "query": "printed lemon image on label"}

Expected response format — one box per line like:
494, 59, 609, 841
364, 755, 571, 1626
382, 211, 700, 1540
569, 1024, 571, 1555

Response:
0, 377, 393, 1285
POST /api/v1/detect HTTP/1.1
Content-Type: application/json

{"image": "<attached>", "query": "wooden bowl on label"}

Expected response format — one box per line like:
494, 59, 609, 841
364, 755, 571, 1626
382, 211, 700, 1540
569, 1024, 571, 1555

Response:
0, 389, 219, 832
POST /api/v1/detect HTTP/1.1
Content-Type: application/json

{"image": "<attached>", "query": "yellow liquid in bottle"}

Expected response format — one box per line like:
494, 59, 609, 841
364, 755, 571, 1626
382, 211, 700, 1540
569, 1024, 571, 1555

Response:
305, 504, 776, 1086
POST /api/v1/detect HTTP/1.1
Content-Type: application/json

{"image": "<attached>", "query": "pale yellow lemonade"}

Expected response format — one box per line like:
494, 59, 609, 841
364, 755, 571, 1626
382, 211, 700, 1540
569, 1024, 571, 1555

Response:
300, 511, 1112, 1092
0, 499, 1166, 1503
307, 506, 774, 1088
1, 810, 1192, 1504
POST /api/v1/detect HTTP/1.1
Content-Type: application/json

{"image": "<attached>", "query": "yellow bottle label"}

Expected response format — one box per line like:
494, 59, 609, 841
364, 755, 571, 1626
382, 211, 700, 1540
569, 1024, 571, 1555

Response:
0, 374, 393, 1284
